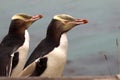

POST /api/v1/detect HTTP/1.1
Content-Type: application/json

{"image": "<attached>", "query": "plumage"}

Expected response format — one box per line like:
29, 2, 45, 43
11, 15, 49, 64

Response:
0, 13, 42, 76
19, 14, 88, 77
11, 30, 29, 76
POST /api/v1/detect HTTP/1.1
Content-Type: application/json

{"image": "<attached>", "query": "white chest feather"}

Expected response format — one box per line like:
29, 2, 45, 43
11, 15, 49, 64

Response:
40, 33, 68, 78
11, 30, 30, 77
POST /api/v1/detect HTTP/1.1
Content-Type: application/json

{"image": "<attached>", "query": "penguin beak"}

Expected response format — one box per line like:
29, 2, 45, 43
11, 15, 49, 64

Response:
25, 14, 43, 23
63, 18, 88, 32
68, 19, 88, 25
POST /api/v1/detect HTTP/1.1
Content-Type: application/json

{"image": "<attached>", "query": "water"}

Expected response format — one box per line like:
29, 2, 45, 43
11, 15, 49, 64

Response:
0, 0, 120, 76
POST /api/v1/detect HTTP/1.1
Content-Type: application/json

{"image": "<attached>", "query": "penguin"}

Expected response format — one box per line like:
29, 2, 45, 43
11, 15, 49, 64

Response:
0, 13, 43, 76
19, 14, 88, 77
11, 14, 43, 77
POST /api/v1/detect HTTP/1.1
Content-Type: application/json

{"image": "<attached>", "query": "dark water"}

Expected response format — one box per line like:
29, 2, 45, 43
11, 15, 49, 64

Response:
0, 0, 120, 76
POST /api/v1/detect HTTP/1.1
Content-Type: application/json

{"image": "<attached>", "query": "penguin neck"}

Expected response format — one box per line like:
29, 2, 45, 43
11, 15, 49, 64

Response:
59, 33, 68, 52
46, 19, 63, 47
60, 33, 68, 46
8, 23, 25, 39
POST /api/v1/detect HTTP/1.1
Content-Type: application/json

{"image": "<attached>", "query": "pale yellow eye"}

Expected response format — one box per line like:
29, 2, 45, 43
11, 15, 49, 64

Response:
64, 20, 69, 24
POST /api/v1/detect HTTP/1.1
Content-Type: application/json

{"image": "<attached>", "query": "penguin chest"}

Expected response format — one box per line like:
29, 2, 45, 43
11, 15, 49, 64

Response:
40, 46, 67, 77
11, 30, 29, 76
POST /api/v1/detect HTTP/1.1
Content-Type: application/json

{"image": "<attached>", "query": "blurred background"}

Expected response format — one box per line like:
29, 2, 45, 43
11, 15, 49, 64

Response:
0, 0, 120, 76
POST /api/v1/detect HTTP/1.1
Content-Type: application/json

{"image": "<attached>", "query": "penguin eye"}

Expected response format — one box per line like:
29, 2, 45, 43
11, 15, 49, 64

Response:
64, 20, 69, 24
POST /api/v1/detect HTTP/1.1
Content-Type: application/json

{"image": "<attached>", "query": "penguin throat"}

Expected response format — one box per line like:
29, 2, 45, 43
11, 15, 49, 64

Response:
9, 29, 25, 39
9, 26, 25, 39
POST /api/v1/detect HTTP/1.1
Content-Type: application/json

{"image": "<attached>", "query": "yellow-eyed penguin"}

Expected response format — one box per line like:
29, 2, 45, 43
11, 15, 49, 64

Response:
0, 13, 43, 76
19, 14, 88, 77
11, 14, 43, 77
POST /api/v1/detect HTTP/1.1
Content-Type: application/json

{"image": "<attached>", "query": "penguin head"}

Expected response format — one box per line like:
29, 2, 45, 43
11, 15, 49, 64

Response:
53, 14, 88, 33
11, 13, 43, 29
9, 13, 43, 35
